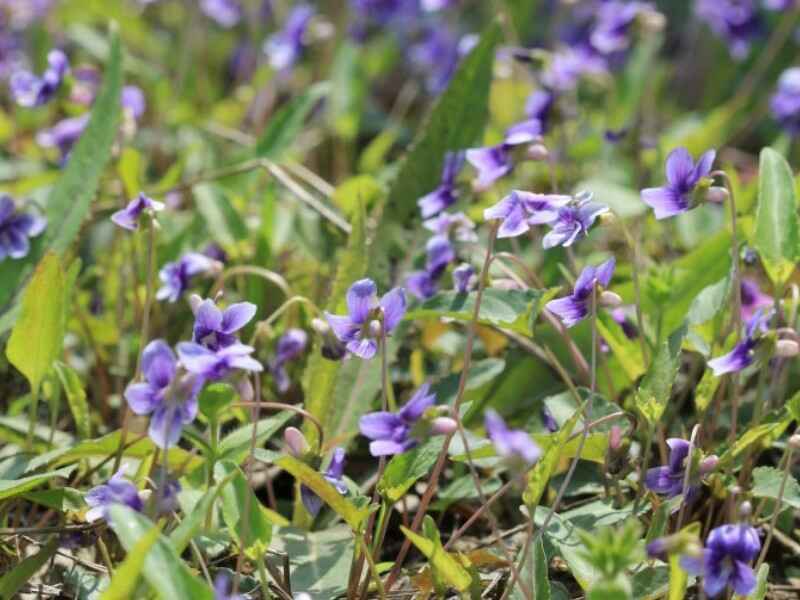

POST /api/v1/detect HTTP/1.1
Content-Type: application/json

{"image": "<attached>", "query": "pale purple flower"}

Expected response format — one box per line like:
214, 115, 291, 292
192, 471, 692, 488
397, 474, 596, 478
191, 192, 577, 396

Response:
201, 0, 242, 27
325, 278, 406, 359
590, 2, 654, 55
264, 4, 314, 71
85, 469, 144, 522
525, 89, 555, 130
156, 252, 219, 303
641, 147, 716, 219
484, 410, 541, 467
764, 0, 793, 8
10, 48, 69, 107
425, 235, 455, 276
122, 85, 146, 120
111, 192, 164, 231
359, 384, 438, 456
541, 45, 608, 92
707, 309, 770, 376
300, 447, 347, 516
681, 524, 761, 598
466, 120, 543, 189
770, 67, 800, 136
541, 405, 558, 433
406, 270, 439, 300
421, 0, 457, 10
545, 258, 615, 327
542, 192, 609, 248
213, 574, 245, 600
178, 341, 263, 382
36, 114, 89, 162
417, 151, 464, 218
740, 279, 773, 322
611, 306, 638, 339
423, 211, 477, 242
452, 263, 474, 293
483, 190, 572, 239
411, 25, 463, 93
269, 328, 308, 392
0, 195, 46, 262
645, 438, 692, 498
191, 297, 257, 351
695, 0, 761, 60
125, 340, 203, 448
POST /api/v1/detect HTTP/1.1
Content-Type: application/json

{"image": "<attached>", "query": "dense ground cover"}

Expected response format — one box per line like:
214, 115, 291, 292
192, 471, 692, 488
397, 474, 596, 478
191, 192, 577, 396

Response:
2, 0, 800, 598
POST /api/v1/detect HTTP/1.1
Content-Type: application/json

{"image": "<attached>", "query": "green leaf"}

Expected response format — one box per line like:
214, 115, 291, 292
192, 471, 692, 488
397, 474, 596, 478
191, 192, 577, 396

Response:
198, 382, 237, 423
108, 505, 213, 600
687, 276, 730, 326
0, 467, 72, 501
194, 184, 248, 248
719, 415, 791, 467
276, 455, 370, 531
693, 369, 720, 414
0, 30, 122, 328
99, 523, 162, 600
755, 147, 799, 287
511, 536, 551, 600
329, 42, 365, 140
216, 412, 293, 464
668, 554, 688, 600
635, 323, 686, 427
6, 253, 65, 394
0, 538, 58, 599
596, 312, 645, 383
215, 461, 273, 557
254, 82, 330, 160
751, 466, 800, 510
378, 438, 444, 504
169, 477, 228, 555
405, 288, 545, 335
503, 0, 539, 41
401, 517, 473, 592
54, 361, 91, 439
523, 401, 585, 507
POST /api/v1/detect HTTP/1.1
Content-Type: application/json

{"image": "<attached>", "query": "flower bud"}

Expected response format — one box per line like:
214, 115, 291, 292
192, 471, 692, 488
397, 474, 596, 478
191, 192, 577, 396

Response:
311, 317, 331, 336
526, 143, 550, 162
431, 416, 458, 436
777, 327, 800, 343
284, 426, 310, 457
609, 425, 623, 451
699, 454, 719, 475
368, 319, 382, 338
639, 9, 666, 33
775, 339, 799, 358
705, 186, 729, 204
789, 434, 800, 450
235, 376, 254, 404
598, 211, 616, 225
188, 293, 203, 314
738, 501, 752, 518
599, 290, 622, 308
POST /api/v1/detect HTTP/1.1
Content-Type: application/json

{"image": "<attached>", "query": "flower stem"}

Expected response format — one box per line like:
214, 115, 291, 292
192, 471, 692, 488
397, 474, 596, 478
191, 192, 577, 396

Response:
756, 435, 796, 567
676, 424, 699, 531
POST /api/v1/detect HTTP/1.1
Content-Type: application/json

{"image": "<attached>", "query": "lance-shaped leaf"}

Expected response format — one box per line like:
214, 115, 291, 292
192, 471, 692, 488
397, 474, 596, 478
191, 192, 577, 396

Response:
635, 323, 686, 427
378, 438, 444, 504
401, 516, 473, 593
215, 461, 273, 557
0, 538, 59, 598
100, 523, 162, 600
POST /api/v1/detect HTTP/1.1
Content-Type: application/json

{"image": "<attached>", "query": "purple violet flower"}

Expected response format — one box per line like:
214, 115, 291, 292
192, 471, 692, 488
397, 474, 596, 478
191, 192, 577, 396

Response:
764, 0, 793, 8
155, 477, 181, 516
110, 192, 164, 231
10, 48, 69, 107
695, 0, 761, 60
542, 192, 609, 249
707, 309, 770, 376
325, 278, 406, 359
541, 45, 608, 92
359, 383, 443, 456
85, 469, 144, 522
484, 410, 541, 467
525, 89, 555, 131
770, 67, 800, 136
0, 195, 46, 262
641, 147, 716, 220
417, 151, 464, 218
645, 438, 693, 498
740, 279, 773, 323
213, 574, 245, 600
156, 252, 219, 303
545, 257, 616, 328
589, 2, 654, 55
200, 0, 242, 27
191, 297, 257, 351
177, 341, 263, 382
425, 234, 455, 276
681, 524, 761, 598
264, 4, 314, 71
124, 340, 203, 448
36, 114, 89, 162
452, 263, 474, 293
611, 306, 638, 339
300, 447, 347, 516
269, 328, 308, 393
483, 190, 572, 239
542, 405, 558, 433
122, 85, 146, 121
411, 25, 463, 94
466, 120, 543, 190
406, 270, 439, 300
423, 211, 477, 242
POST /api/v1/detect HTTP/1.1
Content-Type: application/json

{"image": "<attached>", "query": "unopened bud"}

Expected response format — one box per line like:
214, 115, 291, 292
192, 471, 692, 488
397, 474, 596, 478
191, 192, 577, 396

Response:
599, 211, 616, 225
775, 339, 799, 358
431, 417, 458, 436
188, 293, 203, 314
311, 317, 330, 336
738, 501, 752, 519
777, 327, 800, 343
789, 434, 800, 450
368, 319, 382, 338
639, 9, 666, 32
609, 425, 623, 451
526, 143, 550, 162
699, 454, 719, 475
705, 186, 729, 204
284, 426, 310, 457
235, 377, 254, 404
599, 290, 622, 308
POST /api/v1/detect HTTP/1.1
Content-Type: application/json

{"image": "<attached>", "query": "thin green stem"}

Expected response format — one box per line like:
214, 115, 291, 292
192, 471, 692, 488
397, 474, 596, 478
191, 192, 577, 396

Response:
756, 440, 796, 567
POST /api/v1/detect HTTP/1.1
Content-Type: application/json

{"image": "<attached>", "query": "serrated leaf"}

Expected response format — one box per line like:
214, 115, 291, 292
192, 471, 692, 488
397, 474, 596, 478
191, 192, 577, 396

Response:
755, 147, 799, 287
751, 466, 800, 510
99, 523, 161, 600
215, 461, 272, 557
635, 323, 686, 427
0, 538, 58, 599
6, 253, 65, 395
277, 455, 370, 531
254, 82, 329, 160
54, 361, 91, 439
401, 518, 473, 592
378, 438, 444, 504
108, 505, 213, 600
405, 288, 545, 335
